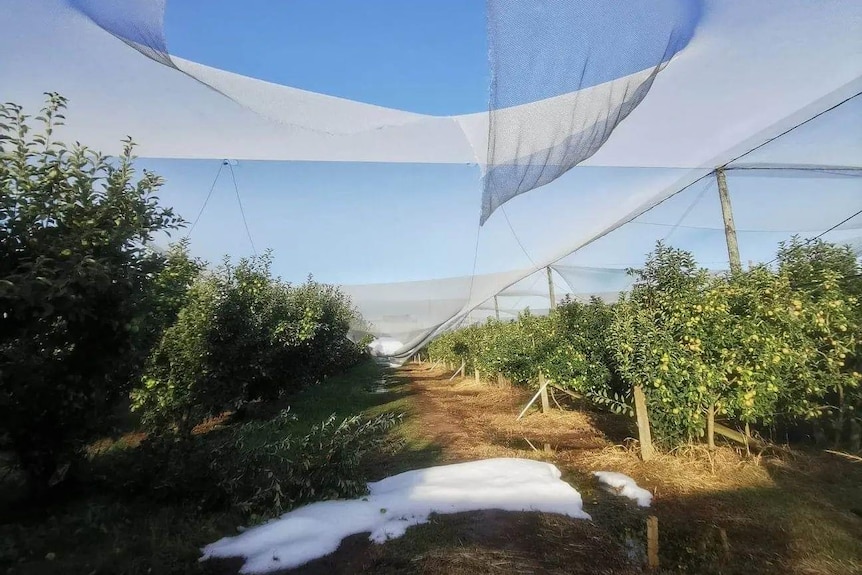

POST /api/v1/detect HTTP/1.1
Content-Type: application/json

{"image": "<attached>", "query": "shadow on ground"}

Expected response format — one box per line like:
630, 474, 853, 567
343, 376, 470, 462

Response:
245, 510, 638, 575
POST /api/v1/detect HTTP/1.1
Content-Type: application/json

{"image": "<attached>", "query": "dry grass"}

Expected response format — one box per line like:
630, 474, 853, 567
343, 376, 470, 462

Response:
392, 362, 862, 575
86, 431, 147, 456
85, 412, 236, 458
407, 362, 782, 483
22, 361, 857, 575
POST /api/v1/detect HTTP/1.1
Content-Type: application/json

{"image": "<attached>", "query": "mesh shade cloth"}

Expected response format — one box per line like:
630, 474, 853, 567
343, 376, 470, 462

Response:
481, 0, 701, 224
2, 0, 860, 356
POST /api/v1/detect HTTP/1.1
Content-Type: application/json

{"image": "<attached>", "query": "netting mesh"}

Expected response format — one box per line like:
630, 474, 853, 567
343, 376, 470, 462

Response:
2, 0, 860, 357
70, 0, 174, 67
482, 0, 701, 224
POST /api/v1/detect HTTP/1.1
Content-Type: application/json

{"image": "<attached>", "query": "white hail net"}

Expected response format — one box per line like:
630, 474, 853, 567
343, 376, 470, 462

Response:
2, 0, 860, 355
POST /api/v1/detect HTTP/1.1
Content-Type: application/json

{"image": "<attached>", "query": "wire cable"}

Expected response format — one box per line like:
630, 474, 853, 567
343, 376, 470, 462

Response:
659, 179, 712, 242
447, 92, 861, 340
506, 273, 544, 316
187, 160, 224, 237
501, 204, 536, 266
540, 93, 862, 272
226, 160, 257, 256
465, 211, 484, 313
763, 207, 862, 267
723, 91, 862, 167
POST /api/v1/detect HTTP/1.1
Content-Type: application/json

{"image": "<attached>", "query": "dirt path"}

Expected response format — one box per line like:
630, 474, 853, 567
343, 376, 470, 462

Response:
290, 364, 646, 575
400, 363, 619, 463
288, 362, 862, 575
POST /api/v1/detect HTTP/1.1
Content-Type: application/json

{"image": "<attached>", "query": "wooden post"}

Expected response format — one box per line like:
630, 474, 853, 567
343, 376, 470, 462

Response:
494, 295, 500, 321
849, 419, 861, 452
539, 373, 550, 414
716, 167, 742, 275
546, 266, 556, 311
707, 404, 716, 450
647, 515, 660, 570
474, 368, 480, 383
448, 360, 465, 381
714, 423, 764, 449
516, 376, 552, 420
744, 422, 752, 456
633, 385, 655, 461
718, 527, 730, 561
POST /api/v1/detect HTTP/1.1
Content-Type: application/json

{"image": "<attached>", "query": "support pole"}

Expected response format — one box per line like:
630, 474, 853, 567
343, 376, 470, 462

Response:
494, 296, 500, 321
546, 266, 556, 311
744, 422, 752, 457
714, 423, 763, 449
539, 373, 550, 413
716, 168, 742, 275
633, 385, 655, 461
448, 360, 465, 381
707, 404, 716, 451
517, 377, 551, 420
647, 516, 660, 570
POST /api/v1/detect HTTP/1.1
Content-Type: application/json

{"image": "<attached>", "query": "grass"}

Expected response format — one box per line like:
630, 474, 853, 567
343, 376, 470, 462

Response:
3, 360, 861, 574
0, 360, 419, 575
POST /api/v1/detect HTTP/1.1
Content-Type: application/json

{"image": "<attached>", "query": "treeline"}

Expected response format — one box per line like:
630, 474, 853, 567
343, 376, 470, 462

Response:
429, 241, 862, 450
0, 95, 368, 494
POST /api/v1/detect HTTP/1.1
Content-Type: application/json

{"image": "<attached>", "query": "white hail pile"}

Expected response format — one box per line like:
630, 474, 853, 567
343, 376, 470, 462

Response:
201, 458, 591, 573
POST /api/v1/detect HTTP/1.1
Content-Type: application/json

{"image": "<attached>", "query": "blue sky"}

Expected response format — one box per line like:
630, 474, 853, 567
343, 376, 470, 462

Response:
164, 0, 489, 115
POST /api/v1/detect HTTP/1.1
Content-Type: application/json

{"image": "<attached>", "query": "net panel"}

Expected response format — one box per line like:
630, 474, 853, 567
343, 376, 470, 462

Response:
1, 0, 860, 356
482, 0, 701, 224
